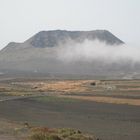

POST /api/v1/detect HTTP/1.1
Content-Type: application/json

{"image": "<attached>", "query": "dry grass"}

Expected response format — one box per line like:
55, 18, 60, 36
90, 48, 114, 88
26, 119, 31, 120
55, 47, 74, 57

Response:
7, 80, 97, 93
1, 79, 140, 106
4, 79, 140, 94
59, 95, 140, 106
28, 127, 97, 140
36, 80, 93, 93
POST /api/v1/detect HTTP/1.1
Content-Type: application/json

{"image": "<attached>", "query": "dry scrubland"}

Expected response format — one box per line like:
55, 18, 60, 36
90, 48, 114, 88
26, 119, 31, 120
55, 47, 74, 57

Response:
1, 79, 140, 106
0, 79, 140, 140
0, 120, 97, 140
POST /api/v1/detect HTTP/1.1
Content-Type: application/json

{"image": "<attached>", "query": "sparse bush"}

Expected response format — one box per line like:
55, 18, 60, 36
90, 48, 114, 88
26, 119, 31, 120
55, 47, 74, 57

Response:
30, 132, 46, 140
28, 127, 96, 140
48, 135, 62, 140
58, 128, 81, 138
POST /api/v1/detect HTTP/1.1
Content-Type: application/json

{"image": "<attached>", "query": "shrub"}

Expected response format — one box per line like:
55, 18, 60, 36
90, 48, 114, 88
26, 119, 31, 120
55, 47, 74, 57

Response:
28, 127, 96, 140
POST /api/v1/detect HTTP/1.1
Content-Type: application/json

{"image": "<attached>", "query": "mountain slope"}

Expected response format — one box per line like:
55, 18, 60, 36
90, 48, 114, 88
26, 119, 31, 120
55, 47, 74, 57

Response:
28, 30, 124, 48
0, 30, 126, 76
0, 30, 124, 60
2, 30, 124, 51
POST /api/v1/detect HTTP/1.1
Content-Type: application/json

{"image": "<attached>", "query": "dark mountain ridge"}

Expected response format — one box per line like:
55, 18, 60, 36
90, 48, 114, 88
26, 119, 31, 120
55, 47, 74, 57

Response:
25, 30, 124, 48
2, 30, 124, 51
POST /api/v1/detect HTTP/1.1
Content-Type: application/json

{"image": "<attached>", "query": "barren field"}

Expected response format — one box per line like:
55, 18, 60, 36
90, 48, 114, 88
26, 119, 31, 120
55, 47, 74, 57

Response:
0, 78, 140, 140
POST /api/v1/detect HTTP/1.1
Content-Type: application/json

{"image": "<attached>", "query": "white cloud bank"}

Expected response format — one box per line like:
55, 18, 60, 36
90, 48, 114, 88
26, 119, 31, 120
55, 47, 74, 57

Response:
56, 40, 140, 64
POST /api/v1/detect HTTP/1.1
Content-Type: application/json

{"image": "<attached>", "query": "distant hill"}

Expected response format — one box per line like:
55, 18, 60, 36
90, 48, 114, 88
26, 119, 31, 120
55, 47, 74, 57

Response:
1, 30, 124, 51
28, 30, 124, 48
0, 29, 132, 77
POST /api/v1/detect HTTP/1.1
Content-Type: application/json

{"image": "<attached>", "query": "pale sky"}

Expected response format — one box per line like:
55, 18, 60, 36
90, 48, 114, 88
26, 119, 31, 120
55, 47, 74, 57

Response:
0, 0, 140, 49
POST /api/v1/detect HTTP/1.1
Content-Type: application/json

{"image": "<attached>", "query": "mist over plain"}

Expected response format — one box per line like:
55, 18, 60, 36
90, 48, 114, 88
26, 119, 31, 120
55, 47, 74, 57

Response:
56, 40, 140, 65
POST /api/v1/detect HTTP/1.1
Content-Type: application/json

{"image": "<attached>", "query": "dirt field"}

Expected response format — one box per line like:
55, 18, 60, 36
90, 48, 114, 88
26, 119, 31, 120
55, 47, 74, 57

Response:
0, 97, 140, 140
0, 78, 140, 140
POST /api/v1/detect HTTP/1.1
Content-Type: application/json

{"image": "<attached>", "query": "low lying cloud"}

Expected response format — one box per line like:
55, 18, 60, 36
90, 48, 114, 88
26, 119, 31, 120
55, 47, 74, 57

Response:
56, 40, 140, 64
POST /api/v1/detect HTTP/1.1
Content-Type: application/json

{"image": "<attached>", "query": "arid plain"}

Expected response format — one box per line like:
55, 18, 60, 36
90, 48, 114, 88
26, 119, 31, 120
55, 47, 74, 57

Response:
0, 78, 140, 140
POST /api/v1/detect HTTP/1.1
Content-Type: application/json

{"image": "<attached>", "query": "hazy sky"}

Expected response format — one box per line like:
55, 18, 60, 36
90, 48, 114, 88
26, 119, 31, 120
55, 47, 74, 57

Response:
0, 0, 140, 49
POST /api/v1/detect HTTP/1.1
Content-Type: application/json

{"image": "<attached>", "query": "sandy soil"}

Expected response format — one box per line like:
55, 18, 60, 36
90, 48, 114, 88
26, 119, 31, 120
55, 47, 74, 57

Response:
59, 95, 140, 106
